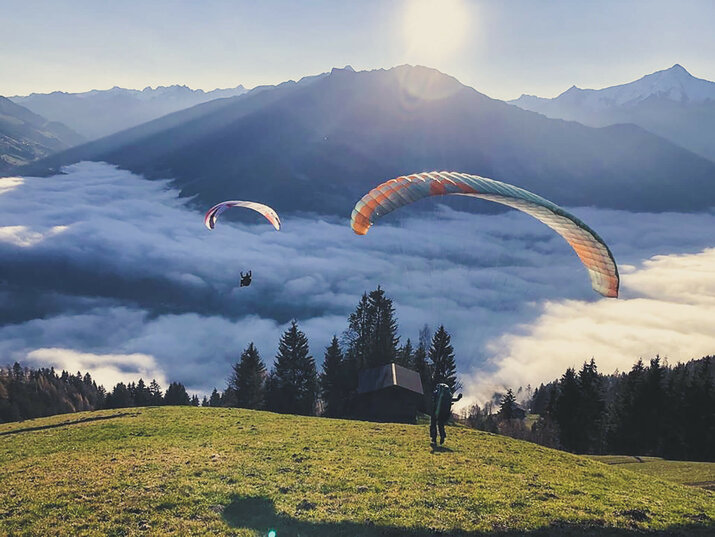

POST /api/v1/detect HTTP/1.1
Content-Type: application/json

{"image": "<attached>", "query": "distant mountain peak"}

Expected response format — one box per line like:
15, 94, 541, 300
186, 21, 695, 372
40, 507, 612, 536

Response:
543, 64, 715, 107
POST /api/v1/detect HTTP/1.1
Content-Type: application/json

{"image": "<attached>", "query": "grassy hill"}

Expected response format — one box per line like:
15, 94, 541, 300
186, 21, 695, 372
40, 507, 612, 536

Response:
588, 456, 715, 491
0, 407, 713, 536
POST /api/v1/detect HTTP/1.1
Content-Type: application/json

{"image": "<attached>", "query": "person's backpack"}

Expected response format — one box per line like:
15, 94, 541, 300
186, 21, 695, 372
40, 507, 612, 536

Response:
433, 383, 452, 418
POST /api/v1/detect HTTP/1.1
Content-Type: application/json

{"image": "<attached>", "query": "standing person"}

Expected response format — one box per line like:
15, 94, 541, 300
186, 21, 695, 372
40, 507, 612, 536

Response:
430, 383, 462, 445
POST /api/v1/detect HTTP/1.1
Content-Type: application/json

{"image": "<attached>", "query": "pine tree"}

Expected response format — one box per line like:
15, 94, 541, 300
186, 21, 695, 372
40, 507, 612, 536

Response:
344, 286, 400, 369
266, 320, 318, 415
499, 388, 518, 419
413, 332, 432, 413
428, 325, 459, 391
555, 368, 581, 452
320, 336, 345, 417
344, 293, 371, 371
148, 379, 163, 405
396, 338, 413, 368
577, 359, 605, 452
164, 382, 190, 405
107, 382, 133, 409
208, 388, 222, 407
228, 343, 267, 409
366, 286, 399, 367
133, 378, 151, 407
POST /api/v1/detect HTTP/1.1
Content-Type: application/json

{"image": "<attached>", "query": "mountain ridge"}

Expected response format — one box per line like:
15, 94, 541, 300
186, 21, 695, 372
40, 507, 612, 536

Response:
510, 65, 715, 162
11, 83, 249, 140
0, 96, 85, 173
15, 65, 715, 214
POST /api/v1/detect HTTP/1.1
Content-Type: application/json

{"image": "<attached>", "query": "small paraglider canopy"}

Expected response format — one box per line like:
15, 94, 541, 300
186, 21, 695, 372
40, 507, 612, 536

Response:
351, 171, 619, 298
204, 201, 281, 231
239, 271, 252, 287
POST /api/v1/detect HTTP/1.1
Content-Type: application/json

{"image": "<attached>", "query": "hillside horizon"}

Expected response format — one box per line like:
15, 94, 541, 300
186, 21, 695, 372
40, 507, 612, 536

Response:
1, 406, 713, 535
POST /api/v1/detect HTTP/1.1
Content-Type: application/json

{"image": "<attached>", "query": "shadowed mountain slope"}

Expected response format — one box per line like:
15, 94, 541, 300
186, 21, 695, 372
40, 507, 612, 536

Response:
0, 96, 84, 173
18, 66, 715, 215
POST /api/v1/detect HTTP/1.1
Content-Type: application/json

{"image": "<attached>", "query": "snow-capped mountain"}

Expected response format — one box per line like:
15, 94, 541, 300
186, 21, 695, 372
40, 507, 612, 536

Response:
21, 65, 715, 214
509, 65, 715, 162
11, 84, 248, 140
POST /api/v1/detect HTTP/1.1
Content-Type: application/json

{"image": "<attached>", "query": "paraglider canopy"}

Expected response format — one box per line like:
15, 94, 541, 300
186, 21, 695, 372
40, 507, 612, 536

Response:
351, 171, 619, 298
204, 201, 281, 231
240, 271, 252, 287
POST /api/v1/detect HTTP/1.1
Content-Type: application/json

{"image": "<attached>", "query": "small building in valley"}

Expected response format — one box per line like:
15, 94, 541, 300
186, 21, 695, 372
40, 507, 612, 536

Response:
355, 362, 424, 423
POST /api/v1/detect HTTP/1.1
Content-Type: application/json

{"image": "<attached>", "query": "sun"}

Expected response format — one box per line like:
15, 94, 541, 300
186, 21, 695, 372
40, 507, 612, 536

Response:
402, 0, 470, 62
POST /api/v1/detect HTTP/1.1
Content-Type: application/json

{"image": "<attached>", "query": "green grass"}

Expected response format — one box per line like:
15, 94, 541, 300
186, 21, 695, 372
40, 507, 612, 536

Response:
589, 456, 715, 490
0, 407, 713, 536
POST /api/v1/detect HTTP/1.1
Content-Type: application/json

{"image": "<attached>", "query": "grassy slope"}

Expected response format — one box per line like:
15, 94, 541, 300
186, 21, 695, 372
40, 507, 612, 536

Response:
589, 456, 715, 490
0, 407, 713, 536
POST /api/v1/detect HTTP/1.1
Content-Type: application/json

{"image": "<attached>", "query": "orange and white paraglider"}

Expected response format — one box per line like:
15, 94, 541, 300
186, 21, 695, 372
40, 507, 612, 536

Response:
351, 171, 619, 298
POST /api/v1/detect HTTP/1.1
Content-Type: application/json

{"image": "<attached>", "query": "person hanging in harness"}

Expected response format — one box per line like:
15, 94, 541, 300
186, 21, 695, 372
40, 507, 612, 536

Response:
431, 382, 462, 445
239, 271, 252, 287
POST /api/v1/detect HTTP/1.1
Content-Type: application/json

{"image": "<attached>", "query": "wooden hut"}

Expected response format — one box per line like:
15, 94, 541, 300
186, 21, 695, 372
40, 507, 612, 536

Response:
355, 363, 424, 423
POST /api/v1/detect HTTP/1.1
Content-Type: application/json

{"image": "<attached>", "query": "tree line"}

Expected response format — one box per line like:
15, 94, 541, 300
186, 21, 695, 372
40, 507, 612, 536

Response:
0, 362, 201, 423
1, 287, 460, 423
465, 355, 715, 462
204, 286, 460, 419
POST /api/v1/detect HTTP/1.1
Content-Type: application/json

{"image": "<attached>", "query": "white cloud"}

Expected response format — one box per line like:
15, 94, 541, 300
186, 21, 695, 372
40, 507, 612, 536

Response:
463, 248, 715, 406
1, 162, 714, 398
25, 348, 167, 390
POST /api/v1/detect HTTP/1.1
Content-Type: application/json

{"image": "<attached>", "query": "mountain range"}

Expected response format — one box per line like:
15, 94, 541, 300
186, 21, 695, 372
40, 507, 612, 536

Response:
0, 96, 84, 173
510, 64, 715, 162
18, 65, 715, 216
11, 84, 247, 140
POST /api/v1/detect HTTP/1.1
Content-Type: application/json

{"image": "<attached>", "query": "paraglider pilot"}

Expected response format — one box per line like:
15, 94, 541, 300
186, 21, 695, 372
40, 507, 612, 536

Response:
431, 383, 462, 445
240, 271, 252, 287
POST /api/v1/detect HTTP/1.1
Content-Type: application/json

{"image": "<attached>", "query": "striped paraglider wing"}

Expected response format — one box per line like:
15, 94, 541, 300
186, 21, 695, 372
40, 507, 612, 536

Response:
204, 201, 281, 231
351, 171, 619, 298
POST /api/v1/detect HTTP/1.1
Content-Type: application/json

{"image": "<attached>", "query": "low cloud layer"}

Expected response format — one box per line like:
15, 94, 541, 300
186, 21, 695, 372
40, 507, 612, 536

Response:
464, 248, 715, 405
1, 162, 713, 396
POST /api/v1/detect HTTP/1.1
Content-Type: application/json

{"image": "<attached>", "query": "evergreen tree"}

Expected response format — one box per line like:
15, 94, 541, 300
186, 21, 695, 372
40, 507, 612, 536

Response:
190, 394, 200, 406
366, 286, 399, 367
201, 395, 209, 407
320, 336, 345, 417
228, 343, 267, 409
344, 286, 400, 369
164, 382, 191, 405
428, 325, 459, 391
577, 359, 606, 453
208, 388, 222, 407
609, 359, 646, 454
555, 368, 581, 452
344, 293, 371, 371
148, 379, 163, 405
105, 382, 133, 409
133, 378, 151, 407
413, 330, 432, 413
396, 338, 413, 368
266, 321, 318, 415
499, 388, 518, 419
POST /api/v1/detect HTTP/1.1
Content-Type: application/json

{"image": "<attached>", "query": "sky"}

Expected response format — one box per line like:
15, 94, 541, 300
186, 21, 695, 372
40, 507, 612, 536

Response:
1, 163, 713, 404
3, 0, 715, 100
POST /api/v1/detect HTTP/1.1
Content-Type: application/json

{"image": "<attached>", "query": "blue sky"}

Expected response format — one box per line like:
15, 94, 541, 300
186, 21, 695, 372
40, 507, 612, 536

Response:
3, 0, 714, 99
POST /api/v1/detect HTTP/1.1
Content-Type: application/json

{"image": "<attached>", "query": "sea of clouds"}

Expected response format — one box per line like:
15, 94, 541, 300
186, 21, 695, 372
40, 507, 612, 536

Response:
1, 162, 713, 403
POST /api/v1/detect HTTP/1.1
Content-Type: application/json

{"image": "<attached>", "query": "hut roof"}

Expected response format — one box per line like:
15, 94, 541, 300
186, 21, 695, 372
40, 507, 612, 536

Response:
357, 363, 424, 395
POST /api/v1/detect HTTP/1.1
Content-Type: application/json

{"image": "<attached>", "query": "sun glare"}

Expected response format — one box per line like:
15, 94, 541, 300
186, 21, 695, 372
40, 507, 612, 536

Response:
402, 0, 470, 62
